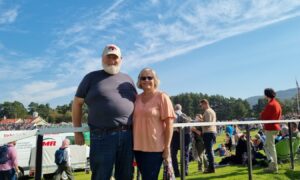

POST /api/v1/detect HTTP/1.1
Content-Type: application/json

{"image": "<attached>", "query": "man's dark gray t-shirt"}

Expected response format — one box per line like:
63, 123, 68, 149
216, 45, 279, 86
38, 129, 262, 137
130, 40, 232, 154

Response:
75, 70, 137, 128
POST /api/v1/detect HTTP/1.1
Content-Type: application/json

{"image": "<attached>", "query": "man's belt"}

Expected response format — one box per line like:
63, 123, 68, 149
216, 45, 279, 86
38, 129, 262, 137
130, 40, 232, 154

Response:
90, 125, 131, 133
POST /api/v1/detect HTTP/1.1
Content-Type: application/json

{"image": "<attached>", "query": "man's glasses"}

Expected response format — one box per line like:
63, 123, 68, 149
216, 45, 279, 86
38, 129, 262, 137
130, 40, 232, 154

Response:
140, 76, 154, 81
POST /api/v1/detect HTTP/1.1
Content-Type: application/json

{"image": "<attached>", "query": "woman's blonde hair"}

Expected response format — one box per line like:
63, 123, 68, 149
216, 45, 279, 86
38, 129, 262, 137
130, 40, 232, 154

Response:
137, 68, 160, 89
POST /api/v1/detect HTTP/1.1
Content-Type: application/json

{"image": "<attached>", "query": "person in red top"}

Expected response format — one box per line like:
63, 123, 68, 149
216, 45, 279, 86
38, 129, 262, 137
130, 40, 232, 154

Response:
260, 88, 282, 173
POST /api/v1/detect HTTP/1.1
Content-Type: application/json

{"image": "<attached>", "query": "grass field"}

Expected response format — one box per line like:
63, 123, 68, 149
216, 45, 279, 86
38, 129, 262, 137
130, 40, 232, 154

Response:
74, 161, 300, 180
72, 130, 300, 180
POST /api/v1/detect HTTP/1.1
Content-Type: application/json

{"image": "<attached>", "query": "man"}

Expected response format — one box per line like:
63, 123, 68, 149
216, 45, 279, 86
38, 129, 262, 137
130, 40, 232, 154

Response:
171, 104, 191, 177
54, 139, 73, 180
260, 88, 282, 173
72, 44, 137, 180
191, 114, 208, 172
0, 141, 19, 180
199, 99, 216, 173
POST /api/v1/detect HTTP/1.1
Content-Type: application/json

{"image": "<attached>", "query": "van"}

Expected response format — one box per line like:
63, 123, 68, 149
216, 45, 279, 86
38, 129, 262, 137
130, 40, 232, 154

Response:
0, 130, 90, 179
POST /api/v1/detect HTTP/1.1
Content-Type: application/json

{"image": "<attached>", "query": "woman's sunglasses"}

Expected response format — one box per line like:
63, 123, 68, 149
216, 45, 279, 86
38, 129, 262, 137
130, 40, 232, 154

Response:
140, 76, 154, 81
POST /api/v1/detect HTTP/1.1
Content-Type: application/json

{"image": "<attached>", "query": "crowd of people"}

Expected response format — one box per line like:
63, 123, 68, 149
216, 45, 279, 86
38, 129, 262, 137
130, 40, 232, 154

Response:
2, 44, 299, 180
0, 122, 85, 131
0, 123, 35, 131
70, 44, 299, 180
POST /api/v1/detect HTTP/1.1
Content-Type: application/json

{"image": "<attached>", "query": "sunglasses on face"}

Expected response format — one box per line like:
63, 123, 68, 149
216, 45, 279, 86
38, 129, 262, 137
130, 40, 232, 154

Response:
140, 76, 154, 81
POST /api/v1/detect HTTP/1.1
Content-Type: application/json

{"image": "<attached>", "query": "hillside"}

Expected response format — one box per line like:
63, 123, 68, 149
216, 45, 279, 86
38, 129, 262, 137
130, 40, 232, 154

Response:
246, 88, 298, 107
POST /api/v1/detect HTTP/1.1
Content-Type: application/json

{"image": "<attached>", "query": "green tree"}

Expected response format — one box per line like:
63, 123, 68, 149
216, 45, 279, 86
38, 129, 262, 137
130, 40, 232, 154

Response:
231, 99, 250, 119
0, 101, 27, 118
252, 98, 268, 118
170, 92, 251, 121
28, 102, 39, 115
37, 103, 52, 119
56, 104, 70, 115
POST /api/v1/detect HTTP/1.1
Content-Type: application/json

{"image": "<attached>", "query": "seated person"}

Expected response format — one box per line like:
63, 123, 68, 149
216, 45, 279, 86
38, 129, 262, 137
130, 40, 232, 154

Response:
291, 122, 300, 138
224, 132, 233, 151
219, 134, 248, 165
214, 133, 232, 156
215, 144, 228, 156
233, 125, 242, 145
275, 125, 289, 143
257, 129, 266, 142
252, 133, 264, 151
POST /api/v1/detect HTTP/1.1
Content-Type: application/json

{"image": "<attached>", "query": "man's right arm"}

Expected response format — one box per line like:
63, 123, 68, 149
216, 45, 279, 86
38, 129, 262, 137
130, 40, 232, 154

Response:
72, 96, 85, 145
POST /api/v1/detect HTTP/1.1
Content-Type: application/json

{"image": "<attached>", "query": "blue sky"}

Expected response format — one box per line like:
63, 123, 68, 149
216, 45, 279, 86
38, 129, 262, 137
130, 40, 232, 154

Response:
1, 0, 300, 107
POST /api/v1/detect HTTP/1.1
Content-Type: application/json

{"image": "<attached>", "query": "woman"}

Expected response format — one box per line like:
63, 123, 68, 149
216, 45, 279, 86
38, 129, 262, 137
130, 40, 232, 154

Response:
133, 68, 175, 180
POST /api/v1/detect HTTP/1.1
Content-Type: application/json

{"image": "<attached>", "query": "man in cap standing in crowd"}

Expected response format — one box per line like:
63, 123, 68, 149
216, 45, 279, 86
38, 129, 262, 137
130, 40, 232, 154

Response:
72, 44, 137, 180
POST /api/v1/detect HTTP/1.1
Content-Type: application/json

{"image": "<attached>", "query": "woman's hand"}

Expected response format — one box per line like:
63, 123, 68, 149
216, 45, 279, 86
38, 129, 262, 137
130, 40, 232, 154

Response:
163, 147, 171, 162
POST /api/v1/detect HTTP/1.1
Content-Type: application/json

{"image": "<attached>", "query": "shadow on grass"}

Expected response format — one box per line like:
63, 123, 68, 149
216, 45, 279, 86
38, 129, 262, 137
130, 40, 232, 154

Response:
283, 169, 300, 180
186, 166, 247, 180
248, 167, 300, 180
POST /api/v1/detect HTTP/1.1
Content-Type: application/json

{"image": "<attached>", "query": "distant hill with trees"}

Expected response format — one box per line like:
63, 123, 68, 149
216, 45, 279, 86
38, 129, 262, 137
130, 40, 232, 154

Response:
246, 88, 298, 107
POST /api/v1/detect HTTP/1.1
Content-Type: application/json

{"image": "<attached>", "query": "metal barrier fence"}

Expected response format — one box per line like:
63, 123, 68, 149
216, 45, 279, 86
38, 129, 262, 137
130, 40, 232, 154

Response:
1, 119, 300, 180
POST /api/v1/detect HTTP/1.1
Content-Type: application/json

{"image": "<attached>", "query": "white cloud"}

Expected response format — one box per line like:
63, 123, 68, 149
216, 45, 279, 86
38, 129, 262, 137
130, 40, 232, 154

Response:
124, 0, 300, 69
55, 0, 124, 49
0, 7, 18, 25
150, 0, 159, 5
3, 0, 300, 106
0, 58, 49, 80
49, 0, 300, 83
56, 47, 100, 79
9, 81, 77, 105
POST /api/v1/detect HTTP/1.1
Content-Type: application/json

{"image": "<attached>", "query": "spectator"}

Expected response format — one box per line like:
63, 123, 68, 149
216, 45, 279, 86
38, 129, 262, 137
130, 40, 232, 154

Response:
0, 141, 19, 180
214, 133, 232, 156
275, 125, 288, 143
72, 44, 137, 180
276, 123, 300, 144
253, 134, 264, 151
133, 68, 175, 180
233, 125, 242, 146
54, 139, 74, 180
215, 144, 227, 156
219, 134, 266, 166
261, 88, 282, 173
291, 122, 300, 138
171, 104, 191, 177
199, 99, 217, 173
225, 121, 234, 138
191, 114, 208, 172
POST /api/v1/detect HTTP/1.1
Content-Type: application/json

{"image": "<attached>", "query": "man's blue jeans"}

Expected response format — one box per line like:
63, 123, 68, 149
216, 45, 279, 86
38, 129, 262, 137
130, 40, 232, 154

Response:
90, 130, 133, 180
203, 132, 216, 169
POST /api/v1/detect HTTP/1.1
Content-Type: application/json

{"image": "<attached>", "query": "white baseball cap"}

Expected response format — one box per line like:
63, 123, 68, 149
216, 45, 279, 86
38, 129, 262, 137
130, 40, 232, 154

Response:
102, 44, 121, 58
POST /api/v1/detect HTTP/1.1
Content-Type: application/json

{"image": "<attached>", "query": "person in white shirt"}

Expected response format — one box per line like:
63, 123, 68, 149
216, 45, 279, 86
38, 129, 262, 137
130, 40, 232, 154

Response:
54, 139, 74, 180
199, 99, 217, 173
